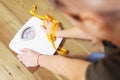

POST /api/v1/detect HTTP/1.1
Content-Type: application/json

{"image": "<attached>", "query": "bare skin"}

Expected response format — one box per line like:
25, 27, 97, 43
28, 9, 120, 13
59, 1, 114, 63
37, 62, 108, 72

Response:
17, 48, 90, 80
17, 0, 120, 80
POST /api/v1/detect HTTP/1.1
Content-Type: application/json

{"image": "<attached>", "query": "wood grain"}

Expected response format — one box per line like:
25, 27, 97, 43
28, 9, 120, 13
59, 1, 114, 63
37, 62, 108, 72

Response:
0, 0, 101, 80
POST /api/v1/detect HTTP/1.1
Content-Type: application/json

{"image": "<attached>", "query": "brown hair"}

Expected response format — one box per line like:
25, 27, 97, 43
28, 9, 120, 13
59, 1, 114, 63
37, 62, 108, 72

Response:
49, 0, 120, 27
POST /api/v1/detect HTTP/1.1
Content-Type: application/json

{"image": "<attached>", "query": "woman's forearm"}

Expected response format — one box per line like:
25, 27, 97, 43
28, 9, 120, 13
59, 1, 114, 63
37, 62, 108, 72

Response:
55, 27, 93, 40
38, 55, 90, 80
38, 55, 64, 74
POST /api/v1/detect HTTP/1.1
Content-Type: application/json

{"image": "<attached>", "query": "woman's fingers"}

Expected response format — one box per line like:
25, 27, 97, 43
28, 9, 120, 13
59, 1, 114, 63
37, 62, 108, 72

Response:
41, 20, 53, 34
17, 49, 30, 58
20, 48, 27, 52
17, 54, 24, 58
20, 48, 32, 52
18, 58, 23, 61
41, 25, 47, 32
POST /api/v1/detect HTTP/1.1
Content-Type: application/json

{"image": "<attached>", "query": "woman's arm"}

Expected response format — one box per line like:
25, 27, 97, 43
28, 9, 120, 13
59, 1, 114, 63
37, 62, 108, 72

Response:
55, 26, 93, 40
17, 48, 90, 80
39, 55, 90, 80
42, 20, 93, 40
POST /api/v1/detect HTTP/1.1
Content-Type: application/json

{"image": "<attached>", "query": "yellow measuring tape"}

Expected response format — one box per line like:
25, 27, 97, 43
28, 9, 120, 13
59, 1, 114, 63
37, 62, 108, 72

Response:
30, 5, 67, 54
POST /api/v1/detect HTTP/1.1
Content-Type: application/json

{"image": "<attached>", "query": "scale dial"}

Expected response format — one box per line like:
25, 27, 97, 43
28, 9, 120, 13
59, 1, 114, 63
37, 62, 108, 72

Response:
21, 26, 35, 40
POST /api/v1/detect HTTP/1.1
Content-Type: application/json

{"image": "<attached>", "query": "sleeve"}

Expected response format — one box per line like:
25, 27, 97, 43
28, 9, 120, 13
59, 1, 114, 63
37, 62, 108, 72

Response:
86, 41, 120, 80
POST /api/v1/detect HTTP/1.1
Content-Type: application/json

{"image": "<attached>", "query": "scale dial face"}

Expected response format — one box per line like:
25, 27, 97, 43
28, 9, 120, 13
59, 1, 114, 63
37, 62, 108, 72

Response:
21, 26, 35, 40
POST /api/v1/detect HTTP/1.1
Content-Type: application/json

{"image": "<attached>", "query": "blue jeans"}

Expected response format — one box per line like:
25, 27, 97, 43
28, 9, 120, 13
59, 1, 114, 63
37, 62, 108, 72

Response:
87, 52, 105, 62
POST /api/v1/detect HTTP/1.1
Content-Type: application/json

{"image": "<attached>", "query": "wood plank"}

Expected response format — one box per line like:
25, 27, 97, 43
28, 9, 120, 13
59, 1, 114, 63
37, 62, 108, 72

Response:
0, 64, 13, 80
0, 2, 40, 73
0, 0, 99, 55
0, 0, 101, 80
0, 41, 37, 80
0, 1, 65, 79
33, 67, 59, 80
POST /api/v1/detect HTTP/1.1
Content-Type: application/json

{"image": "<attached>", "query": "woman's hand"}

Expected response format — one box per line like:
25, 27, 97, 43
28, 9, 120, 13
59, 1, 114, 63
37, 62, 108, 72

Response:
17, 48, 90, 80
17, 48, 40, 67
41, 20, 53, 34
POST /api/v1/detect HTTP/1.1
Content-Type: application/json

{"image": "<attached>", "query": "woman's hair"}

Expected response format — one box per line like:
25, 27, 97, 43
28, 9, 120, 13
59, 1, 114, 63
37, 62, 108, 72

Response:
49, 0, 120, 27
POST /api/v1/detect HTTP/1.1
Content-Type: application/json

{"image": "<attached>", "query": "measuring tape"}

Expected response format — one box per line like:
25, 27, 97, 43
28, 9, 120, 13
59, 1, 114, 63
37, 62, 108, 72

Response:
30, 5, 67, 55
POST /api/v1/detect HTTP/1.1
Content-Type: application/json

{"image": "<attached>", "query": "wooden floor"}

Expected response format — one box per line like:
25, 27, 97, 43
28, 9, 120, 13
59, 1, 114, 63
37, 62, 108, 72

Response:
0, 0, 101, 80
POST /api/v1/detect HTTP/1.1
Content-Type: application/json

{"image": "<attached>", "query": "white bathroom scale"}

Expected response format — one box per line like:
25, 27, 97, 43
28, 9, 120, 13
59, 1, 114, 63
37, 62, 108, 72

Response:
9, 17, 62, 55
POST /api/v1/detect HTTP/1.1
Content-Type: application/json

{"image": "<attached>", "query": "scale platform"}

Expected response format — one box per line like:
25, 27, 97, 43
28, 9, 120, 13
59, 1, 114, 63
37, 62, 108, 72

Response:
9, 17, 62, 55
